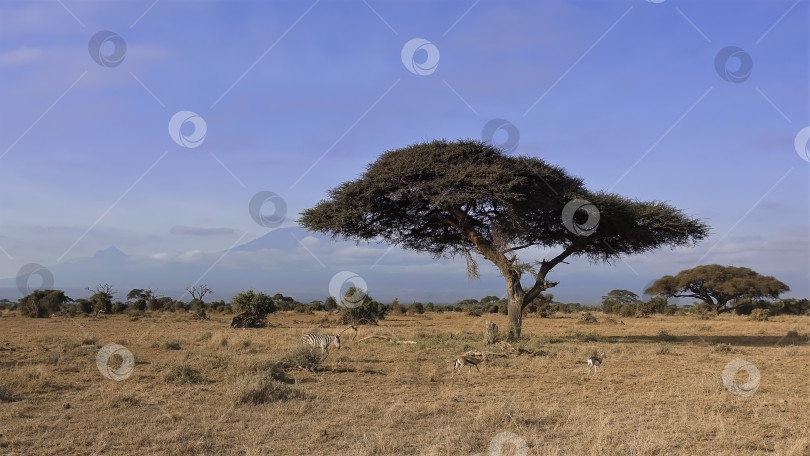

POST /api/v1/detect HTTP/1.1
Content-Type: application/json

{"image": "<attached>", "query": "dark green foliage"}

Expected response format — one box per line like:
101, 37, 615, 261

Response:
524, 293, 553, 317
86, 283, 115, 315
19, 290, 71, 318
232, 290, 276, 316
323, 296, 338, 311
127, 288, 153, 312
190, 299, 208, 319
89, 292, 113, 314
336, 286, 386, 325
407, 302, 425, 315
602, 289, 641, 314
111, 301, 127, 314
467, 306, 484, 317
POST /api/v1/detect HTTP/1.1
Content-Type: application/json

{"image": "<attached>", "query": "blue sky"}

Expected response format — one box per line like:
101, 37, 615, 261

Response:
0, 0, 808, 305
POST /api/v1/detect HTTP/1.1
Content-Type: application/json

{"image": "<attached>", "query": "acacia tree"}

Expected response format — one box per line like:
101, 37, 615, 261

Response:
644, 264, 789, 313
300, 140, 709, 339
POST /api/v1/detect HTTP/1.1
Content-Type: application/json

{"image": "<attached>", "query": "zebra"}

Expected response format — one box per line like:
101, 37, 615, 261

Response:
301, 326, 357, 358
302, 334, 341, 356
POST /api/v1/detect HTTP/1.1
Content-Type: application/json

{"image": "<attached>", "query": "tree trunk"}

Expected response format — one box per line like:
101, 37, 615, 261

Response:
484, 320, 498, 344
506, 276, 526, 340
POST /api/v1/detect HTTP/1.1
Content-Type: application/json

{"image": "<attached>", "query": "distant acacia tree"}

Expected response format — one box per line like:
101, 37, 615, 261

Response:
601, 289, 641, 314
645, 265, 789, 314
127, 288, 154, 312
301, 139, 709, 339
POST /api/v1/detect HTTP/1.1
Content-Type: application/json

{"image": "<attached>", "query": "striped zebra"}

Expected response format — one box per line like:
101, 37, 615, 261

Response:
302, 334, 341, 355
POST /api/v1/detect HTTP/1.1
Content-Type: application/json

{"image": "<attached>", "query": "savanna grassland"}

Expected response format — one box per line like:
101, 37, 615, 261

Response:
1, 309, 810, 455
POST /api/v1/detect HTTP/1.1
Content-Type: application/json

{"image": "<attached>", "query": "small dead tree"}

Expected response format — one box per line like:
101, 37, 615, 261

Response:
186, 284, 212, 302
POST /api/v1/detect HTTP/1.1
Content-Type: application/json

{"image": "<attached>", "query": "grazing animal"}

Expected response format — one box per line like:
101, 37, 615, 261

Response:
302, 334, 341, 355
452, 356, 482, 380
587, 352, 606, 376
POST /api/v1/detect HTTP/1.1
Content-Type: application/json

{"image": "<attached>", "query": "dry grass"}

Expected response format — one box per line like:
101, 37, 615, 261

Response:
0, 311, 809, 455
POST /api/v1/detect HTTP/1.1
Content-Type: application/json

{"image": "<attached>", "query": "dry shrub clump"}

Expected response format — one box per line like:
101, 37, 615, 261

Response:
280, 346, 323, 372
579, 311, 598, 324
152, 340, 182, 350
207, 332, 230, 349
749, 308, 770, 321
230, 371, 307, 405
657, 329, 676, 342
782, 330, 809, 344
0, 364, 52, 400
160, 361, 204, 384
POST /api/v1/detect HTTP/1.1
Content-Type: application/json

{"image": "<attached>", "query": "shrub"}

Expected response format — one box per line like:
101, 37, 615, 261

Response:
232, 290, 275, 315
617, 304, 636, 318
161, 362, 203, 384
152, 340, 182, 350
467, 306, 483, 317
407, 302, 425, 315
339, 287, 386, 325
749, 308, 770, 322
231, 371, 306, 405
663, 304, 679, 316
656, 342, 672, 355
323, 296, 338, 312
390, 298, 405, 315
657, 330, 676, 342
280, 346, 323, 372
19, 290, 70, 318
783, 330, 810, 344
579, 311, 598, 324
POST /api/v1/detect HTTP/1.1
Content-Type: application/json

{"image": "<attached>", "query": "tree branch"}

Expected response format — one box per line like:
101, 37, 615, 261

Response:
523, 240, 586, 304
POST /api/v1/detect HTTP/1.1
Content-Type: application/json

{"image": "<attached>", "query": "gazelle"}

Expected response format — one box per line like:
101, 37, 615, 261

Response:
587, 352, 606, 376
452, 356, 482, 380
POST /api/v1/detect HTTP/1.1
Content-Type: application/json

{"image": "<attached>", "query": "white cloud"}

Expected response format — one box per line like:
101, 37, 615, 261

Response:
0, 46, 45, 66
